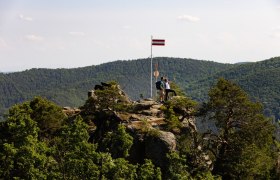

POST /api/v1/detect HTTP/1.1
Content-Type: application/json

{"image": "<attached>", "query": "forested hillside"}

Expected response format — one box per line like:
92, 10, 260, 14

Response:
0, 57, 232, 117
2, 56, 280, 120
186, 56, 280, 120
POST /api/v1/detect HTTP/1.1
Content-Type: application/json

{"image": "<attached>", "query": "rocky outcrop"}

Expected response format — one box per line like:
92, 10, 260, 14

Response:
63, 106, 81, 116
65, 83, 214, 171
115, 97, 178, 170
144, 131, 176, 168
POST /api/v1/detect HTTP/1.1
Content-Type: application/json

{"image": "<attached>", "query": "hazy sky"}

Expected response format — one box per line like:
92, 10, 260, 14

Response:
0, 0, 280, 72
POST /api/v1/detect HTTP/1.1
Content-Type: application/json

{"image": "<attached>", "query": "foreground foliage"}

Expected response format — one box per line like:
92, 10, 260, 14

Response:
207, 78, 276, 179
0, 79, 279, 179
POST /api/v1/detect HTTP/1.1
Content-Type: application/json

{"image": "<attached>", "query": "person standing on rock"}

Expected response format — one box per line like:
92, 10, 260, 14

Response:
159, 76, 166, 103
164, 78, 177, 101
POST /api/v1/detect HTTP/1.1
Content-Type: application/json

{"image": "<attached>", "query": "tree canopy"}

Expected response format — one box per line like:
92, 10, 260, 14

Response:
0, 79, 279, 179
207, 78, 276, 179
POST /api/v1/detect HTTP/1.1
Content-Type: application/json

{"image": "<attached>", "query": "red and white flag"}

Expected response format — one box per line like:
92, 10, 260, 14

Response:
152, 39, 165, 46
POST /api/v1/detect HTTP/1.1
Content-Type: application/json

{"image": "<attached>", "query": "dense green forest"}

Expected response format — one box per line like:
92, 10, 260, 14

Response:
0, 57, 233, 118
185, 57, 280, 121
0, 80, 278, 179
1, 56, 280, 121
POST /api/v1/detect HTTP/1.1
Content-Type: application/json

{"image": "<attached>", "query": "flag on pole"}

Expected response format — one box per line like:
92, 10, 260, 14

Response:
150, 37, 165, 98
152, 39, 165, 46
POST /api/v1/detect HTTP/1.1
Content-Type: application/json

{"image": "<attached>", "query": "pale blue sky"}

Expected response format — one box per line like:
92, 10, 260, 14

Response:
0, 0, 280, 72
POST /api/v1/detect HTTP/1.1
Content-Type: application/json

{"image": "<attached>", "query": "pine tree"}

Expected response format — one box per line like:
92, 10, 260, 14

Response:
207, 78, 276, 179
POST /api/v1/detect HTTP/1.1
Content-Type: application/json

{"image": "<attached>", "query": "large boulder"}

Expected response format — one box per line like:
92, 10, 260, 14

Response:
128, 129, 176, 171
144, 130, 176, 167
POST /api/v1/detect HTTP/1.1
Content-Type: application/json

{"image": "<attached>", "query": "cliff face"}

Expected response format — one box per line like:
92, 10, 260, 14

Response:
63, 82, 211, 171
117, 98, 176, 169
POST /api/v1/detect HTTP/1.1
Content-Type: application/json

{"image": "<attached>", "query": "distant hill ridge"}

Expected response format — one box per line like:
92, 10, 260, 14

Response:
1, 56, 280, 120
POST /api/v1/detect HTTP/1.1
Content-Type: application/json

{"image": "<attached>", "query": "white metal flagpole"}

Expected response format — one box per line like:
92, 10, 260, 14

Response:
150, 36, 153, 99
150, 37, 164, 99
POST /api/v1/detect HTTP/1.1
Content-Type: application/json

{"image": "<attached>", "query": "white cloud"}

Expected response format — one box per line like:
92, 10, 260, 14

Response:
269, 26, 280, 38
0, 38, 8, 48
177, 14, 200, 22
217, 32, 236, 43
122, 25, 132, 29
269, 32, 280, 38
68, 32, 85, 36
273, 26, 280, 30
24, 34, 44, 42
18, 14, 33, 22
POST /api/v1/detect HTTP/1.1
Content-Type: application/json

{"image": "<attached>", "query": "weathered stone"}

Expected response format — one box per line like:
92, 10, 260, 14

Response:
130, 114, 143, 121
144, 130, 176, 169
63, 107, 80, 116
151, 104, 163, 109
81, 84, 178, 170
134, 102, 155, 111
143, 98, 154, 101
150, 108, 161, 115
141, 110, 153, 116
115, 112, 131, 122
148, 117, 166, 126
182, 118, 197, 132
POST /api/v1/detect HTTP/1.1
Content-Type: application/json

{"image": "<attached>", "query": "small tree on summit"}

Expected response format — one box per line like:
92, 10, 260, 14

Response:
80, 81, 133, 145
